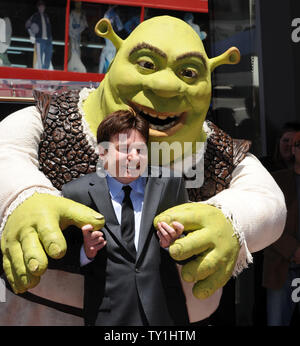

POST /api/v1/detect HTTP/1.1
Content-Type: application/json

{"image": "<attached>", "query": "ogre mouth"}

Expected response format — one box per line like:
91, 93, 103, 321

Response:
129, 101, 186, 135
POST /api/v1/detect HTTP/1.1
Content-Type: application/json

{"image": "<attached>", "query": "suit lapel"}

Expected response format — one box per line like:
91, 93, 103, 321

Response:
136, 176, 165, 262
88, 174, 136, 258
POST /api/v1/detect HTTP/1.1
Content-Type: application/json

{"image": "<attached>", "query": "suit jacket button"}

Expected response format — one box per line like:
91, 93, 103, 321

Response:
135, 268, 140, 273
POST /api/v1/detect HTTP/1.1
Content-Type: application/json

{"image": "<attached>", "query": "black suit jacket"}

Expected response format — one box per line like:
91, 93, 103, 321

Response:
60, 168, 189, 326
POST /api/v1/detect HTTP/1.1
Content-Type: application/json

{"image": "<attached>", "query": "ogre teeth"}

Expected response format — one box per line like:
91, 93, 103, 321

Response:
130, 102, 183, 130
144, 110, 158, 118
135, 104, 180, 119
149, 120, 177, 131
150, 124, 165, 131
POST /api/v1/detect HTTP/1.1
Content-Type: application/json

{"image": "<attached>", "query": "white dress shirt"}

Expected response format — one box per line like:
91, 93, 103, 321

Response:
80, 174, 146, 265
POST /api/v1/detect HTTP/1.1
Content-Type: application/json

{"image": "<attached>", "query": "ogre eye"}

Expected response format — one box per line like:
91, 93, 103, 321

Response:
177, 67, 199, 84
137, 60, 156, 70
180, 68, 198, 79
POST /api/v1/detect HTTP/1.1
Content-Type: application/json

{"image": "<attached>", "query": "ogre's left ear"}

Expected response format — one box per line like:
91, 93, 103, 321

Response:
209, 47, 241, 72
95, 18, 123, 51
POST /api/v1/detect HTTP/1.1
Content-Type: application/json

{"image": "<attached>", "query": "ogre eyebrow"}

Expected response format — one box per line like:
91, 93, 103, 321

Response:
129, 42, 167, 59
176, 52, 207, 69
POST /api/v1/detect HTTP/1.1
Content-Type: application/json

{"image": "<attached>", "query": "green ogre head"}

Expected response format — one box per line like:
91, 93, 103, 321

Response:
83, 15, 240, 164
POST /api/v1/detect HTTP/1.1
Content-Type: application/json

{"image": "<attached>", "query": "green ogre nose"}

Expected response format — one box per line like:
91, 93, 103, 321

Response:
143, 70, 183, 98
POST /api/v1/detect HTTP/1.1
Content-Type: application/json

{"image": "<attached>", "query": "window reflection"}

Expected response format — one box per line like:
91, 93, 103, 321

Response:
0, 0, 65, 70
68, 1, 88, 73
67, 2, 140, 74
209, 0, 261, 155
0, 16, 12, 66
0, 1, 210, 75
25, 0, 53, 70
0, 0, 144, 73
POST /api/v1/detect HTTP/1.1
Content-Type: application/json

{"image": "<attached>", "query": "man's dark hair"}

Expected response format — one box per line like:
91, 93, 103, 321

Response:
96, 109, 149, 144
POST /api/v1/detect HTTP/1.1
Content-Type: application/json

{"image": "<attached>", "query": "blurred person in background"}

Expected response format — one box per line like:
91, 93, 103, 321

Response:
263, 131, 300, 326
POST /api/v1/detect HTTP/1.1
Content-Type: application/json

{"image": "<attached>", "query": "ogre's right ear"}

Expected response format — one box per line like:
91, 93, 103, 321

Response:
95, 18, 123, 51
209, 47, 241, 72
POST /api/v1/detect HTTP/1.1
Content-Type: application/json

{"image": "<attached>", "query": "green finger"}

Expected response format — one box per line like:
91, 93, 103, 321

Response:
169, 228, 211, 261
4, 251, 29, 294
38, 220, 67, 259
19, 227, 48, 276
181, 251, 217, 282
2, 254, 19, 294
60, 199, 105, 231
154, 203, 199, 230
154, 203, 216, 231
192, 267, 231, 300
7, 241, 29, 288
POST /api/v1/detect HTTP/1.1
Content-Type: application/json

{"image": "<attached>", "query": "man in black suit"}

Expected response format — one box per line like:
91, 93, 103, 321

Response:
60, 109, 189, 326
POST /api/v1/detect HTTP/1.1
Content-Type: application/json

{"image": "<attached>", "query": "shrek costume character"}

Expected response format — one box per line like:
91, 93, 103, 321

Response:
0, 16, 285, 325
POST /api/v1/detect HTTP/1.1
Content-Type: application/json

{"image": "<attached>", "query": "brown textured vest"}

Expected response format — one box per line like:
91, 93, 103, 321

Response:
35, 89, 251, 202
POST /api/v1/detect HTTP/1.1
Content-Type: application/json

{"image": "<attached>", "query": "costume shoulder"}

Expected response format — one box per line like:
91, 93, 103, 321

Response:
205, 120, 251, 168
188, 120, 252, 202
232, 138, 252, 166
34, 89, 99, 191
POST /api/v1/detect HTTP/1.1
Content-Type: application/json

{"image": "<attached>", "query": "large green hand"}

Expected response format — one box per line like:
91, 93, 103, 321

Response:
154, 203, 240, 299
1, 193, 105, 294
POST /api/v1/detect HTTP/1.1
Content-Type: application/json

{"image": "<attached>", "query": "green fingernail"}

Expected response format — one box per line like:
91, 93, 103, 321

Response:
182, 271, 194, 283
18, 288, 27, 294
164, 215, 172, 224
169, 244, 182, 258
20, 274, 28, 286
48, 243, 62, 258
155, 215, 171, 226
11, 285, 19, 294
28, 259, 39, 272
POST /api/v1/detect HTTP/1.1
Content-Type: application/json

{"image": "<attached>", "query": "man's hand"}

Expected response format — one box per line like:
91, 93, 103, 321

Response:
82, 224, 106, 259
154, 203, 240, 299
1, 193, 105, 294
156, 221, 184, 248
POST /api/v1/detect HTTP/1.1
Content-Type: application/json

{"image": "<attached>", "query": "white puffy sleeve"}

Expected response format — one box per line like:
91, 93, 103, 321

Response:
203, 153, 287, 275
0, 106, 60, 237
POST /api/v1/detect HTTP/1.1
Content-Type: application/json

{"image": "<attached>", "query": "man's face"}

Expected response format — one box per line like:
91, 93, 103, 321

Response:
99, 129, 148, 184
